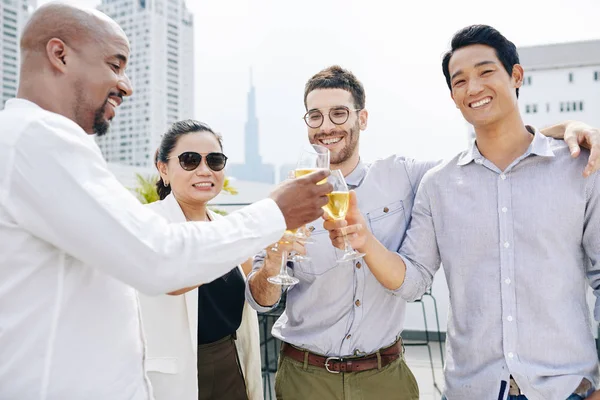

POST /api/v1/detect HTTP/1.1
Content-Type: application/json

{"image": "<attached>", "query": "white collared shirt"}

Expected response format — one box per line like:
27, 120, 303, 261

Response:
0, 99, 285, 399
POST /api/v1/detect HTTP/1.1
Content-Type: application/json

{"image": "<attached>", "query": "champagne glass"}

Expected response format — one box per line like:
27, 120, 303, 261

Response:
294, 144, 330, 180
289, 144, 330, 245
324, 169, 365, 263
267, 240, 299, 287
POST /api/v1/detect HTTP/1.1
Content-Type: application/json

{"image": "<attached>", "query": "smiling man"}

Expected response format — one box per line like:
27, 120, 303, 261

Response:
0, 3, 333, 399
247, 64, 600, 400
321, 26, 600, 400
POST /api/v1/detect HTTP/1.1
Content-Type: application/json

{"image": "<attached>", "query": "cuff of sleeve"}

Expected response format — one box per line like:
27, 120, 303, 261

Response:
245, 271, 280, 313
390, 254, 426, 301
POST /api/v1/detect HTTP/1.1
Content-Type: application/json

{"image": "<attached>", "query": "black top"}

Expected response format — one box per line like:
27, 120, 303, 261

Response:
197, 266, 245, 345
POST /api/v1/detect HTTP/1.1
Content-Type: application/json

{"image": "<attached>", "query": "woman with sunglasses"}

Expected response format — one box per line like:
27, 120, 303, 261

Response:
137, 119, 264, 400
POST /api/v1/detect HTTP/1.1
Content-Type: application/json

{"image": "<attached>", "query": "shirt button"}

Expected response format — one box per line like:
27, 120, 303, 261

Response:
383, 207, 389, 213
308, 226, 315, 232
475, 158, 483, 164
501, 207, 508, 213
356, 262, 362, 269
505, 278, 511, 285
346, 334, 352, 340
504, 242, 510, 248
508, 352, 514, 359
507, 316, 513, 322
500, 174, 507, 180
355, 299, 361, 307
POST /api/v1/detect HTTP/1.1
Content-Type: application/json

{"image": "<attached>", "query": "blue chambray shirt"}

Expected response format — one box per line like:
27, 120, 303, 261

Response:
397, 129, 600, 400
246, 155, 439, 357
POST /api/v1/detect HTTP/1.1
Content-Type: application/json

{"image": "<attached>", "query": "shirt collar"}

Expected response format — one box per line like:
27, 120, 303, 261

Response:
4, 98, 42, 110
344, 159, 367, 188
457, 126, 555, 166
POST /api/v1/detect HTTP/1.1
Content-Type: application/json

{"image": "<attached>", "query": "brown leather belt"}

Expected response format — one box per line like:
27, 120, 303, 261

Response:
281, 339, 403, 373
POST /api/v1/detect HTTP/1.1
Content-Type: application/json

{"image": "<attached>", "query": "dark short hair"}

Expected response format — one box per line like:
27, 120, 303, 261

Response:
304, 65, 366, 110
154, 119, 223, 200
442, 25, 520, 98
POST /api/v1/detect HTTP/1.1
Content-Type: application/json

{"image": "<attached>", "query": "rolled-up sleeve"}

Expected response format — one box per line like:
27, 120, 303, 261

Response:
245, 250, 282, 312
3, 117, 286, 295
394, 176, 442, 301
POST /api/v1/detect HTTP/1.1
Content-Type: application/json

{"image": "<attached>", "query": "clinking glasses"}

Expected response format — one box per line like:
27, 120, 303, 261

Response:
168, 152, 228, 172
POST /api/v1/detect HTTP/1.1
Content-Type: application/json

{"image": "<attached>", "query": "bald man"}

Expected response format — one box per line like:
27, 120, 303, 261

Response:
0, 4, 331, 399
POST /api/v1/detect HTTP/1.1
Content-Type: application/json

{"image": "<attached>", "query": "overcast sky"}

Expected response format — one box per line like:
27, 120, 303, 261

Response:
39, 0, 600, 166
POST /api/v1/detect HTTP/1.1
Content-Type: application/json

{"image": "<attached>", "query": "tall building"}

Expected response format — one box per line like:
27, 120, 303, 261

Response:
96, 0, 194, 167
0, 0, 32, 109
228, 72, 275, 184
518, 40, 600, 130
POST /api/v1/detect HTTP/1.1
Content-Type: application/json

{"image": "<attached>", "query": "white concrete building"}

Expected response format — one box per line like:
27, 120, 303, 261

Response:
96, 0, 194, 167
518, 40, 600, 130
0, 0, 32, 109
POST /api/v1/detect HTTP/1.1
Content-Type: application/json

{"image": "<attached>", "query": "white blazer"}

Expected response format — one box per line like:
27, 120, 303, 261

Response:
138, 194, 264, 400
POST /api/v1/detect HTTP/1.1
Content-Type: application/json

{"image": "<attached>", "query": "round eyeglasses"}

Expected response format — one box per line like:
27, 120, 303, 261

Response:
303, 106, 362, 129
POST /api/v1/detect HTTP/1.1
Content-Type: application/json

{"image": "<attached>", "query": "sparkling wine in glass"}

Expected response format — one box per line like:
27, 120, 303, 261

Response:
325, 169, 365, 263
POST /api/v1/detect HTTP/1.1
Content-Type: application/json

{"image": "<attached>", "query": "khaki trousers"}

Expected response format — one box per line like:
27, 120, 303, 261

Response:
275, 351, 419, 400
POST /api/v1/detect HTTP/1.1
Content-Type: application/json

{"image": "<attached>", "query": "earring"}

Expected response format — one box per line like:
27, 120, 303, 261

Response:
164, 181, 169, 187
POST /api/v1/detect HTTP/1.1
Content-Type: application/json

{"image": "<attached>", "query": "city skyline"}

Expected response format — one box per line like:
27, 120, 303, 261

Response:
95, 0, 195, 167
0, 0, 32, 108
25, 0, 600, 169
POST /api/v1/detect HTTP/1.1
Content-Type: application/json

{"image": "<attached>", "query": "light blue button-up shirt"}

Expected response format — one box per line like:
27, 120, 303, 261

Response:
246, 155, 438, 357
397, 129, 600, 400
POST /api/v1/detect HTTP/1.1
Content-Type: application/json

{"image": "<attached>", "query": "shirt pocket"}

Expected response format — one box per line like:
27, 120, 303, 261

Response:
366, 200, 407, 251
145, 357, 179, 374
293, 224, 338, 279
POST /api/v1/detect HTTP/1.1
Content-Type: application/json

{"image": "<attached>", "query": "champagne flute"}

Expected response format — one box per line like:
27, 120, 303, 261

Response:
267, 240, 299, 287
289, 144, 330, 246
324, 169, 365, 263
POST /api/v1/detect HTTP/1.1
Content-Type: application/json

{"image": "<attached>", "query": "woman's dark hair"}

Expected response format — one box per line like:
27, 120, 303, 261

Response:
442, 25, 521, 98
155, 119, 223, 200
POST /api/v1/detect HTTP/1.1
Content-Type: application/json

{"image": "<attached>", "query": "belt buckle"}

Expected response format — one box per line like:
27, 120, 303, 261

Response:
324, 356, 341, 374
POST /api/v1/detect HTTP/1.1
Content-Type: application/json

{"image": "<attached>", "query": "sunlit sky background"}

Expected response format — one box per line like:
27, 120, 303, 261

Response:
39, 0, 600, 166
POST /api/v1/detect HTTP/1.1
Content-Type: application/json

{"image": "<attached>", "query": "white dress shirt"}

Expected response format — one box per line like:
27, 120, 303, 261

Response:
139, 194, 263, 400
0, 98, 285, 400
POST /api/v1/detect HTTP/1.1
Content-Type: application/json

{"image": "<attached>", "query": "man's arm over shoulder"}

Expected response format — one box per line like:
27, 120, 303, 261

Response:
3, 117, 286, 295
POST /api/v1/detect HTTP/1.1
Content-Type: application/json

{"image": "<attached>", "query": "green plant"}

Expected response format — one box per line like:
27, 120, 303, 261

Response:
131, 174, 237, 214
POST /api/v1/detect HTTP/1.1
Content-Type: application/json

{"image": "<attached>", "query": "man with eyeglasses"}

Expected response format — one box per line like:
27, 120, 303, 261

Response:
246, 65, 600, 399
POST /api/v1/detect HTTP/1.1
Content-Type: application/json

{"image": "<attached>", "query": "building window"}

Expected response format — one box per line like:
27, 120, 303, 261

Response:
546, 103, 550, 113
579, 101, 584, 111
532, 104, 538, 114
525, 105, 531, 114
569, 72, 573, 83
560, 102, 564, 112
595, 71, 599, 81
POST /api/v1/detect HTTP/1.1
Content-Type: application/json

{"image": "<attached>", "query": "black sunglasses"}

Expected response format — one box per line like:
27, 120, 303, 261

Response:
168, 152, 228, 172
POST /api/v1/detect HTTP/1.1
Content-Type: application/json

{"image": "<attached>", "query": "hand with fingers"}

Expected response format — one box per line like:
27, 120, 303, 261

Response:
322, 191, 371, 253
563, 121, 600, 177
263, 234, 308, 287
269, 169, 332, 230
